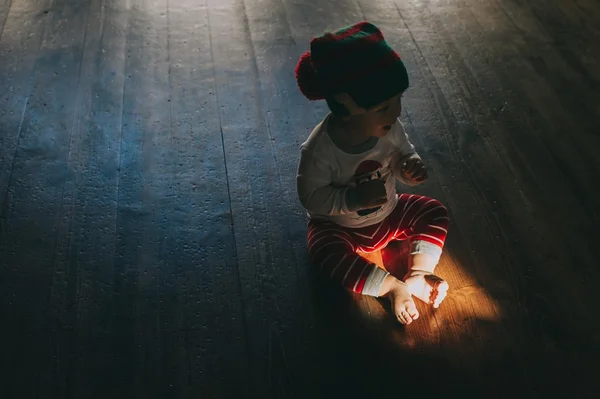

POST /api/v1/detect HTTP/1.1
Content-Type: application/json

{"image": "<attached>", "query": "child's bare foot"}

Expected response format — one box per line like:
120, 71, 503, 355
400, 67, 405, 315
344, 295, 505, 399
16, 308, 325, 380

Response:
404, 273, 449, 308
379, 275, 419, 325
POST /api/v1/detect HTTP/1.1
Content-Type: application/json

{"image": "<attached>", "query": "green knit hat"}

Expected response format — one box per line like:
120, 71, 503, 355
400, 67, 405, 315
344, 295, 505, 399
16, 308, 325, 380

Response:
295, 21, 409, 113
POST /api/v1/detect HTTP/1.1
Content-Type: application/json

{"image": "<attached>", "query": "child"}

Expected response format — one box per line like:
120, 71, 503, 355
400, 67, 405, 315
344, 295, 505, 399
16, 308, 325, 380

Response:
294, 22, 450, 325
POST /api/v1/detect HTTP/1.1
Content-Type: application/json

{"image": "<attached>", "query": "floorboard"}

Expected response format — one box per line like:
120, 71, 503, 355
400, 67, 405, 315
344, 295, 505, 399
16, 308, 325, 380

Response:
0, 0, 92, 397
0, 0, 51, 212
1, 0, 599, 398
167, 0, 250, 396
48, 1, 130, 397
207, 0, 305, 396
112, 0, 175, 394
0, 0, 12, 38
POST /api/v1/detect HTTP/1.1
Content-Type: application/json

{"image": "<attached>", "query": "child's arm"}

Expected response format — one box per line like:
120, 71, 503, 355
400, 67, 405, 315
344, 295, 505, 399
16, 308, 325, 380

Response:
390, 121, 428, 185
297, 147, 356, 215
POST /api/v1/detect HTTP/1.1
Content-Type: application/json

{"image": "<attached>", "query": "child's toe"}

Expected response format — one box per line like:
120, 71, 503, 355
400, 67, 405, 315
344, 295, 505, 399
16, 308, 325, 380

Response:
407, 303, 419, 320
397, 310, 411, 325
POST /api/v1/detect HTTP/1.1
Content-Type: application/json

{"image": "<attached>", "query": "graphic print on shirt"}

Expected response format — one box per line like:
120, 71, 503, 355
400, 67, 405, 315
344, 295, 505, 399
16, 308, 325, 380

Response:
354, 160, 386, 217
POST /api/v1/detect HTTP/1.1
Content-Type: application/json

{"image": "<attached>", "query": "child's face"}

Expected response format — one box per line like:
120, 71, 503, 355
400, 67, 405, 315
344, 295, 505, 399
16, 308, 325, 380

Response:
348, 93, 403, 138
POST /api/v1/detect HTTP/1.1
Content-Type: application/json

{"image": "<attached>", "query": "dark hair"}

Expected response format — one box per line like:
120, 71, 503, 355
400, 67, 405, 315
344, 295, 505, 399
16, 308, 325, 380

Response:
325, 97, 349, 116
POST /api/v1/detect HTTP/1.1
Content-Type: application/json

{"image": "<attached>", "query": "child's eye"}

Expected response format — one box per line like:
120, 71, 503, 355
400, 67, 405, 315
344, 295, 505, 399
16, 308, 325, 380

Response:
378, 106, 389, 113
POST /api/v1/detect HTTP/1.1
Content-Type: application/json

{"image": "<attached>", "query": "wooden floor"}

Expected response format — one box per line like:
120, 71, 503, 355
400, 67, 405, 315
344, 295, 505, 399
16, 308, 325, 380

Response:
1, 0, 599, 397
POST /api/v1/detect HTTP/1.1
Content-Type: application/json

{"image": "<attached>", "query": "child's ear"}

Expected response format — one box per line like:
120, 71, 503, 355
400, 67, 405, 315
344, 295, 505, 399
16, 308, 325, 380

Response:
333, 92, 366, 115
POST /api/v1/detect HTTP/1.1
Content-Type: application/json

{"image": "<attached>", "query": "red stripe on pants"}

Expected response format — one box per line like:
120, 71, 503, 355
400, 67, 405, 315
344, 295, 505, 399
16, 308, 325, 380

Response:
307, 194, 449, 294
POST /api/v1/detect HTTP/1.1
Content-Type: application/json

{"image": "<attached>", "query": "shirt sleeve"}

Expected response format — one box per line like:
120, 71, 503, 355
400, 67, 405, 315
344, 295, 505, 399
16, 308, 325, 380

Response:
390, 120, 422, 186
296, 147, 359, 215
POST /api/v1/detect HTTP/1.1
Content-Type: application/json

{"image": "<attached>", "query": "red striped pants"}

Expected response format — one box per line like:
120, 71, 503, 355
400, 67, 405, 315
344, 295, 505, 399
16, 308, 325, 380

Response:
307, 194, 449, 296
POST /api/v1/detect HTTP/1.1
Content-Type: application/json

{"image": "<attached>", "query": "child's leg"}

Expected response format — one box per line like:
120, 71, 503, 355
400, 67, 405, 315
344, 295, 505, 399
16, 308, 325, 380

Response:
389, 194, 450, 308
307, 219, 419, 324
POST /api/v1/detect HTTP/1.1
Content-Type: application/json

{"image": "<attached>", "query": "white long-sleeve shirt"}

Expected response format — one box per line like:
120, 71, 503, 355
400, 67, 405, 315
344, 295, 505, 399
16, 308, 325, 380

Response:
296, 114, 420, 228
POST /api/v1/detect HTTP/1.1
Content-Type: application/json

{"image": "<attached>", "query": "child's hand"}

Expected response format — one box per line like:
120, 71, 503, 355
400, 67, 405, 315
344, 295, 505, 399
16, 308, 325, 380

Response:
401, 157, 428, 184
356, 179, 388, 208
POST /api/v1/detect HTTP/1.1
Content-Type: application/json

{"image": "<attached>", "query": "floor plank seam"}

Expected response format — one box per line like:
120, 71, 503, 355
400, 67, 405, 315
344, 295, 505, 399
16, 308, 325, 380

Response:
205, 0, 253, 385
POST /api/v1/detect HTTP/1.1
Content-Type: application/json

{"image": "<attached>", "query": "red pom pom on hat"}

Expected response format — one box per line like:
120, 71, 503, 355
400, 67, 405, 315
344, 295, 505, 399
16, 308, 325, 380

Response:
295, 51, 326, 100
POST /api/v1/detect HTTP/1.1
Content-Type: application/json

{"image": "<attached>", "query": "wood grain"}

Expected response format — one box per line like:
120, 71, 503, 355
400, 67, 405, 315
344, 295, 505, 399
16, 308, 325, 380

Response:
1, 0, 92, 397
0, 0, 12, 39
168, 0, 250, 396
0, 0, 51, 212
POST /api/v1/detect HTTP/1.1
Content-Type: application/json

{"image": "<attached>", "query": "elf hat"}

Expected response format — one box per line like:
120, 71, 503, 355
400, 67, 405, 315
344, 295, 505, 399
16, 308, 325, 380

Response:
295, 21, 409, 112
